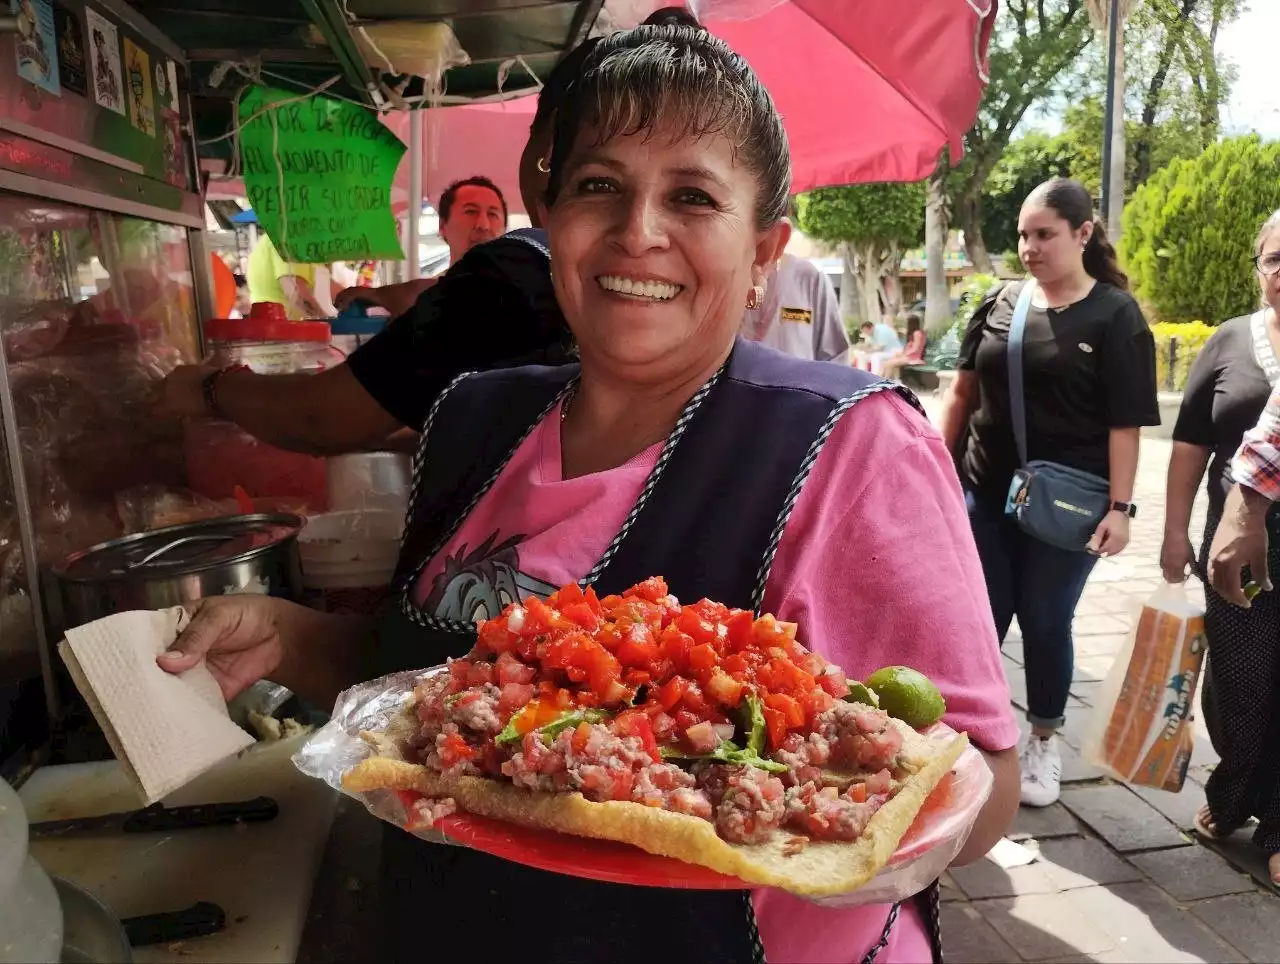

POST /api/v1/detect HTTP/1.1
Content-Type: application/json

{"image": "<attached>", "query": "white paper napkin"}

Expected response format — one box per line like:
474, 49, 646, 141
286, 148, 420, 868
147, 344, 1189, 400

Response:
58, 607, 254, 804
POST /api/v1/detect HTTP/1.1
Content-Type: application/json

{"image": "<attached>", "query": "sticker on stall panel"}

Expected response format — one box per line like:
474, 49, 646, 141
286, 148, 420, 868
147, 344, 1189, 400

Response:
122, 37, 154, 136
85, 6, 123, 114
52, 3, 86, 96
12, 0, 61, 96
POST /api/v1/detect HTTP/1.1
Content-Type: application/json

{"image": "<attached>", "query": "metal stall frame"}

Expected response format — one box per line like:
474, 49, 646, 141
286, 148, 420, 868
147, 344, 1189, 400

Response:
0, 0, 210, 765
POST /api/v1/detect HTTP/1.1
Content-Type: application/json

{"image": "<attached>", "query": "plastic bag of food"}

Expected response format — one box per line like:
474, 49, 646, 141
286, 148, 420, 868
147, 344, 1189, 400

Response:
1082, 582, 1207, 792
294, 666, 993, 905
687, 0, 787, 21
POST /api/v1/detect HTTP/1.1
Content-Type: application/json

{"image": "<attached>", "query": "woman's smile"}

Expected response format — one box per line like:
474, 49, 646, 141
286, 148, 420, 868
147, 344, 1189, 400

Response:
595, 274, 684, 302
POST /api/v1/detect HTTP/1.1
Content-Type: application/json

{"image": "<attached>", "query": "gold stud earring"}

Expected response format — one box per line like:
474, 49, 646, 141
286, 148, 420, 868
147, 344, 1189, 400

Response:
536, 156, 551, 174
746, 285, 765, 310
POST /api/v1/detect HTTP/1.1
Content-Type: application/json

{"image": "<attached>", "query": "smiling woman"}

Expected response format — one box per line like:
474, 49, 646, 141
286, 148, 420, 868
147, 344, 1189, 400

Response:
160, 13, 1020, 964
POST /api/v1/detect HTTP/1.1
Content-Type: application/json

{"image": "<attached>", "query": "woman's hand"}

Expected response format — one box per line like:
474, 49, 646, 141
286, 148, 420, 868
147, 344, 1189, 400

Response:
1160, 531, 1196, 583
1088, 509, 1130, 558
157, 595, 286, 700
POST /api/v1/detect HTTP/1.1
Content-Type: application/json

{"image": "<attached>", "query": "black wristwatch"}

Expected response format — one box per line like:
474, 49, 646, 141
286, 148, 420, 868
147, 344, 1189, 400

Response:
1111, 501, 1137, 518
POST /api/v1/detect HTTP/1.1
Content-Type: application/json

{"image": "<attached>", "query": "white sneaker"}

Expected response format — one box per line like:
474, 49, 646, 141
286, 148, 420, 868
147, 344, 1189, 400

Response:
1019, 735, 1062, 807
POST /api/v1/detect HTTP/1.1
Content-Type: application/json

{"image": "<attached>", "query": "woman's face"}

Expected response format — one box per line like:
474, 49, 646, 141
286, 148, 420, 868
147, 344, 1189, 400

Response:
1018, 201, 1091, 286
1258, 227, 1280, 315
545, 124, 788, 383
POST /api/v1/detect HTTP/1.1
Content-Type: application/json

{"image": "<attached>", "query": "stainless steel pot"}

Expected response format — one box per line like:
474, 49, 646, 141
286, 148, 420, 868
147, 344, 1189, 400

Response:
52, 514, 304, 631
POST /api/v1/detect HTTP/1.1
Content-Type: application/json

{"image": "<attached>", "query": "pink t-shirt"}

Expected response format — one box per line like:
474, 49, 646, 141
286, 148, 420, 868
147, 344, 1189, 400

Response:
413, 389, 1018, 963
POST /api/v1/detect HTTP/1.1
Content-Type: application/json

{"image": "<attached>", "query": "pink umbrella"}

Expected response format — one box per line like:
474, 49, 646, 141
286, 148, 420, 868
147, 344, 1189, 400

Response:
383, 98, 536, 216
703, 0, 997, 191
387, 0, 996, 210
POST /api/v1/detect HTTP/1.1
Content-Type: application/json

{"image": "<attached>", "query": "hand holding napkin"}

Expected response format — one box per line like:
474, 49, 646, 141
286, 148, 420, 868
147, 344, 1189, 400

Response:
58, 607, 254, 804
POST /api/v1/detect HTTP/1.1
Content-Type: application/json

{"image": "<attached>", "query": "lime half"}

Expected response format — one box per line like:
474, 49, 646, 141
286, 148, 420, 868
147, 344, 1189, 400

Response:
864, 666, 946, 729
845, 681, 881, 708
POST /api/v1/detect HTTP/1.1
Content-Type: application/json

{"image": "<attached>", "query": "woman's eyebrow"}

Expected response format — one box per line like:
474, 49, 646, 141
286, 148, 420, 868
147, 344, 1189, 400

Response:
669, 165, 729, 190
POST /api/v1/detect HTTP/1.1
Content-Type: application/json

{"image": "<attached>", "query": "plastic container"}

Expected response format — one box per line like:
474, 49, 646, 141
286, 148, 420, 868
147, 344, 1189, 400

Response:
0, 780, 63, 964
298, 510, 403, 615
187, 302, 339, 511
329, 301, 389, 357
326, 453, 410, 515
206, 302, 339, 374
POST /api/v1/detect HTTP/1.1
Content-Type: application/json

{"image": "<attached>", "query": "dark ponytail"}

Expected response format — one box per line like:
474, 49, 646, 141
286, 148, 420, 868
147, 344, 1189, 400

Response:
1027, 177, 1130, 292
1082, 217, 1128, 291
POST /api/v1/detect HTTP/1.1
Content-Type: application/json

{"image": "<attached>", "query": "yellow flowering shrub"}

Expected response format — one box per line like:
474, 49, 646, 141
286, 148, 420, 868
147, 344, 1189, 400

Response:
1151, 321, 1215, 392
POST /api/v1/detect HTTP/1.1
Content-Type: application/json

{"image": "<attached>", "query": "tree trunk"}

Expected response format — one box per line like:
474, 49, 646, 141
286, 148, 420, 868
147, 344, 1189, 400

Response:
924, 168, 951, 335
956, 188, 994, 276
883, 242, 904, 320
856, 243, 882, 328
839, 244, 859, 323
1106, 31, 1126, 239
1133, 0, 1197, 189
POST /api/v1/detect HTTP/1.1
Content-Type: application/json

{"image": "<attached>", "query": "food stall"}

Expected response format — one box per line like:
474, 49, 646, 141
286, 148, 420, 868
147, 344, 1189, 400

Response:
0, 2, 642, 961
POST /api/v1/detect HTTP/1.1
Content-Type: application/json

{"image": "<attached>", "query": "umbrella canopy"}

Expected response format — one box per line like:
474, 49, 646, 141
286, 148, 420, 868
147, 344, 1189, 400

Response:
382, 98, 536, 216
385, 0, 996, 212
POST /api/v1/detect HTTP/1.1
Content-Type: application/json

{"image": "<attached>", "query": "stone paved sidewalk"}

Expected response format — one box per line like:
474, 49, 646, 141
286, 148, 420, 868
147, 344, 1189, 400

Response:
919, 396, 1280, 963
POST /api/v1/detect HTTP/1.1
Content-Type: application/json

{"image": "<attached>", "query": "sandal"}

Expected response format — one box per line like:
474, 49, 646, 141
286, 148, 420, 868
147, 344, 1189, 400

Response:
1194, 804, 1239, 841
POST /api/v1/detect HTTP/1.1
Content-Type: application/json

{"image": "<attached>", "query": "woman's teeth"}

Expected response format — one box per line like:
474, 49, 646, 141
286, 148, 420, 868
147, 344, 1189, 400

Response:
597, 276, 681, 301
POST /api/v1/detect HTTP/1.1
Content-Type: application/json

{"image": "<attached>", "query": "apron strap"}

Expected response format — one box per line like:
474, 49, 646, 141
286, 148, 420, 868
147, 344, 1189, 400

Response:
859, 879, 944, 964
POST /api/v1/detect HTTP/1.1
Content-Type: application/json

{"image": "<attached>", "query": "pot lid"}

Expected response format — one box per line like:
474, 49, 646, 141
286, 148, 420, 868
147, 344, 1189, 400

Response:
56, 514, 303, 582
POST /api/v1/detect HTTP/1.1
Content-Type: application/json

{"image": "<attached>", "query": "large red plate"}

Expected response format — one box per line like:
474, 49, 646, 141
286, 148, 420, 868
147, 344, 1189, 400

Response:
420, 725, 988, 890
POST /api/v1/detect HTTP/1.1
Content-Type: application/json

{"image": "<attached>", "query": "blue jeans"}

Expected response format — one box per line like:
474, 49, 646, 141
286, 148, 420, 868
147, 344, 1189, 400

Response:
964, 486, 1098, 730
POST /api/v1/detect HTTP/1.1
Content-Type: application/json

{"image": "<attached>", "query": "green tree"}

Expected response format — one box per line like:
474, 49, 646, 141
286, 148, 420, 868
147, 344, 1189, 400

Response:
795, 182, 925, 326
1120, 136, 1280, 323
945, 0, 1094, 274
981, 132, 1074, 257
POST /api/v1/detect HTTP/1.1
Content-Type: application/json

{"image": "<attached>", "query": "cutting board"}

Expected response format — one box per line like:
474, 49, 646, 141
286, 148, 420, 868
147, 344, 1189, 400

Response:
19, 733, 338, 964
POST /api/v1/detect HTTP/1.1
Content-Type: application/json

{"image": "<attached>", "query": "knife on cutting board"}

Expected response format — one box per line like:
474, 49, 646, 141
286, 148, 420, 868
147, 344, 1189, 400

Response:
30, 796, 279, 837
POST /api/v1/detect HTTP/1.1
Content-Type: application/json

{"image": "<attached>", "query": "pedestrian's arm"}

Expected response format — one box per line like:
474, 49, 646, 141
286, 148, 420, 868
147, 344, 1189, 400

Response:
939, 371, 978, 460
810, 270, 851, 364
1107, 427, 1140, 505
1163, 442, 1210, 541
1230, 382, 1280, 503
279, 275, 330, 319
335, 278, 437, 317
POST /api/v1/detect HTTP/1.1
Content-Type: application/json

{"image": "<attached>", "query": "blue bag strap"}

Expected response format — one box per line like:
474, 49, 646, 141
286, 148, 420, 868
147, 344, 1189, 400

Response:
1006, 280, 1038, 467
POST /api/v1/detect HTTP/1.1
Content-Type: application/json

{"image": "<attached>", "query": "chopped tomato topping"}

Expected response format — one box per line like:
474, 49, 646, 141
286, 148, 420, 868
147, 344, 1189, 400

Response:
848, 782, 868, 803
438, 732, 475, 767
471, 577, 861, 740
613, 709, 662, 762
705, 669, 744, 707
762, 705, 788, 750
687, 642, 719, 674
495, 652, 536, 686
625, 576, 669, 603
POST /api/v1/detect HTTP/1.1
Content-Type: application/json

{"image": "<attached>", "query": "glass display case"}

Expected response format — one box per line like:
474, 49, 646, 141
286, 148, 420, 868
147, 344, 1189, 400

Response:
0, 0, 207, 775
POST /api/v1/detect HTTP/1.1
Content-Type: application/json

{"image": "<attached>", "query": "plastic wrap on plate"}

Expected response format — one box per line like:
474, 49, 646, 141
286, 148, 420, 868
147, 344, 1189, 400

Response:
295, 665, 994, 903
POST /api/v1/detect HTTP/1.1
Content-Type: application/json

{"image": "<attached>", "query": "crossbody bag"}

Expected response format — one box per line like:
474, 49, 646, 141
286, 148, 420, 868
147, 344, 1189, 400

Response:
1004, 280, 1112, 551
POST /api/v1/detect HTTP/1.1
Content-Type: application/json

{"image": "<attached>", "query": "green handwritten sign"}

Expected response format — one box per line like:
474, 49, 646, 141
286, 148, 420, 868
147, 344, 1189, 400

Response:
237, 86, 405, 263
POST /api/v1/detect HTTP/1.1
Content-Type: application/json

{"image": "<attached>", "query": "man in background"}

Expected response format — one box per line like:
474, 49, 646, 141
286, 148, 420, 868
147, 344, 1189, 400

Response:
740, 253, 849, 363
339, 176, 509, 318
245, 233, 328, 320
853, 317, 904, 375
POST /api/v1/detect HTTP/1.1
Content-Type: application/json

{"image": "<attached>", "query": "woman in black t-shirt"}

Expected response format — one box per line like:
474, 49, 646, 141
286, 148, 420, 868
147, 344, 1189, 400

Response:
940, 178, 1159, 809
1161, 209, 1280, 885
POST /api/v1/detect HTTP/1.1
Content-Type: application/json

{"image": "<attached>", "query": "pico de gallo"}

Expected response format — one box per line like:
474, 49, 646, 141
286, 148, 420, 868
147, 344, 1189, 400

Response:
399, 577, 914, 845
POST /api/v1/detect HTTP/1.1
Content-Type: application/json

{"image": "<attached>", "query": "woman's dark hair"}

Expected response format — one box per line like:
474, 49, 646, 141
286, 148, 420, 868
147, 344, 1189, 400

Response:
905, 313, 922, 336
1025, 177, 1129, 291
544, 13, 791, 229
531, 10, 700, 133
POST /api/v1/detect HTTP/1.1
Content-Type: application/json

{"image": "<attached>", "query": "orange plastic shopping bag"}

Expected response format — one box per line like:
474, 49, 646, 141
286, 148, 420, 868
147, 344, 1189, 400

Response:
1082, 583, 1206, 792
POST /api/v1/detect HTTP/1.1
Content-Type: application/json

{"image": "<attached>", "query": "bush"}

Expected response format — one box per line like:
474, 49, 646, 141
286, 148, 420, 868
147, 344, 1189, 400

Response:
1151, 320, 1215, 391
1120, 136, 1280, 324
